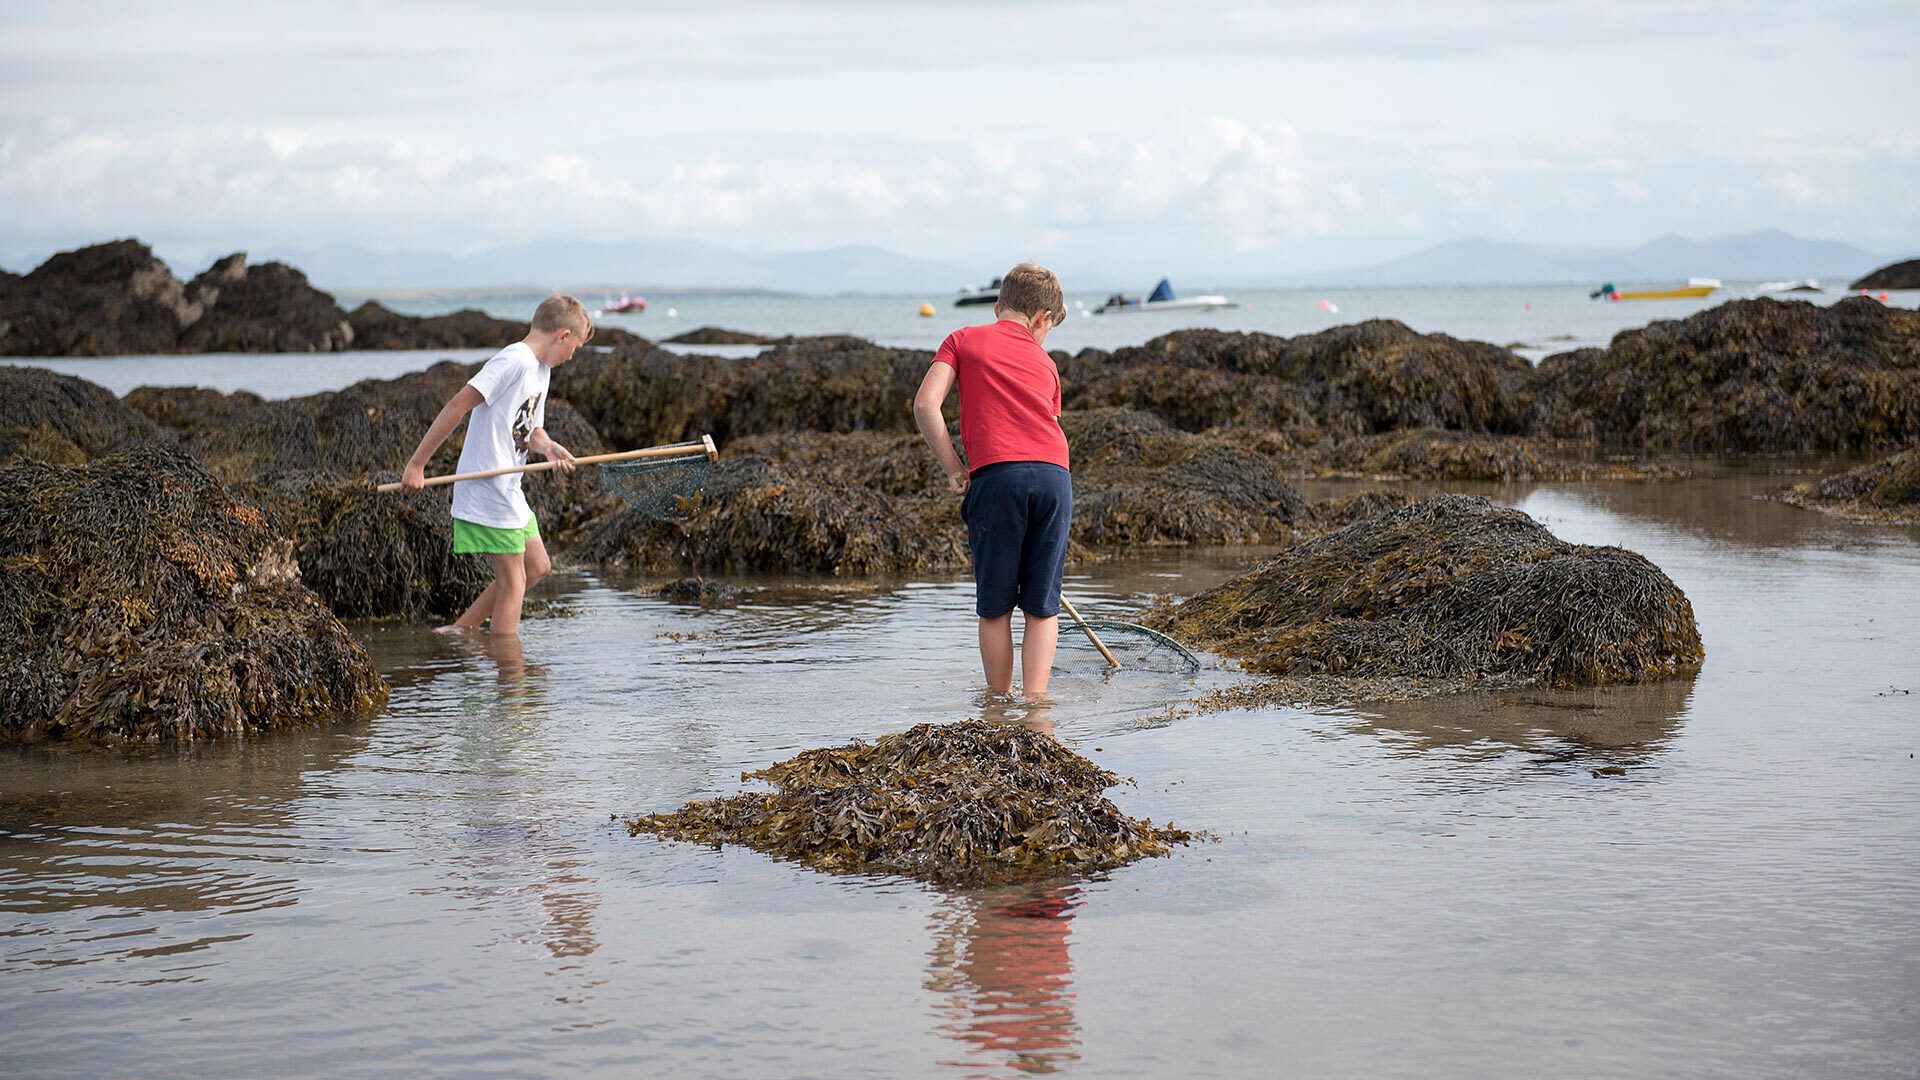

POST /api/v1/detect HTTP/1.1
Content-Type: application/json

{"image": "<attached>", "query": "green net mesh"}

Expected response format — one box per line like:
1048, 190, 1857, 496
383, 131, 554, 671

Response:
598, 454, 712, 521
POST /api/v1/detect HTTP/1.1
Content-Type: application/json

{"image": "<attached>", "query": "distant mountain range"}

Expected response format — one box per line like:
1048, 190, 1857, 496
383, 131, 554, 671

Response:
254, 239, 974, 296
1294, 230, 1887, 287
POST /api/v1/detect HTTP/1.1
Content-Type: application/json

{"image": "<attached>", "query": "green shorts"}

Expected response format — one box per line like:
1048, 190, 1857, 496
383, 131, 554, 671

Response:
452, 513, 540, 554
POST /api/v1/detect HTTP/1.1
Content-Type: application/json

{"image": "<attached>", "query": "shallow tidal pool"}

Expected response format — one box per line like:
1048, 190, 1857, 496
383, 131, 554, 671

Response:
4, 470, 1917, 1079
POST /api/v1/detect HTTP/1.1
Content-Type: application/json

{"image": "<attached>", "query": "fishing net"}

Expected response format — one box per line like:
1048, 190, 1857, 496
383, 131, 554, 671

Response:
1054, 617, 1203, 674
597, 449, 713, 521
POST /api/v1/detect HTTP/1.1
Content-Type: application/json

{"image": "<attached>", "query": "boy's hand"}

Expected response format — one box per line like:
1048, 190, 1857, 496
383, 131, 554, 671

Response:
400, 461, 427, 494
534, 434, 577, 473
946, 469, 969, 496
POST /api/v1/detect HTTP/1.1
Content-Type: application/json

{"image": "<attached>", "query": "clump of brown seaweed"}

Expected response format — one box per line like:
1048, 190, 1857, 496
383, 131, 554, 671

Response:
0, 446, 388, 742
1302, 428, 1689, 482
627, 718, 1198, 884
0, 365, 167, 465
1152, 494, 1703, 688
1768, 448, 1920, 524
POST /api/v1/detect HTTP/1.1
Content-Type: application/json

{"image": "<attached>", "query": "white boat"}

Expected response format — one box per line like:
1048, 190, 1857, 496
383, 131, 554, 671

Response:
1094, 278, 1238, 314
1755, 279, 1822, 294
953, 278, 1001, 307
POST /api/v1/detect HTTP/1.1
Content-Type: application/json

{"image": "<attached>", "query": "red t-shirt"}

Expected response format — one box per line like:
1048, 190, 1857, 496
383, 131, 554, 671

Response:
932, 320, 1070, 473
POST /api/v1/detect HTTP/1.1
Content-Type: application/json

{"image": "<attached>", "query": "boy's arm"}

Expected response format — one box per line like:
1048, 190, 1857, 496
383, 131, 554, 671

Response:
912, 362, 967, 495
525, 428, 577, 473
400, 385, 485, 493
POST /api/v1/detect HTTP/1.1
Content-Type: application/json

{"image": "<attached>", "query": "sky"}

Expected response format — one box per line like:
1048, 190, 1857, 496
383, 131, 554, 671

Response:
2, 0, 1916, 283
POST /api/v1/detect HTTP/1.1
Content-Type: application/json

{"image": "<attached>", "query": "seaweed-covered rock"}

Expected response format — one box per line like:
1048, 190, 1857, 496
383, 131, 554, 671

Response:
1064, 409, 1310, 545
664, 326, 774, 346
1064, 322, 1532, 439
237, 470, 490, 619
558, 336, 928, 450
345, 301, 524, 349
0, 366, 167, 465
1769, 448, 1920, 524
178, 258, 353, 352
0, 446, 388, 742
1304, 428, 1688, 482
628, 718, 1196, 884
1153, 494, 1702, 689
1527, 297, 1920, 453
1850, 259, 1920, 291
0, 240, 206, 356
128, 362, 615, 540
574, 432, 969, 576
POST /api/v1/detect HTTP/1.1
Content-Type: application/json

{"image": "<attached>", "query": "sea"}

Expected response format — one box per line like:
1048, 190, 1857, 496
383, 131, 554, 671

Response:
3, 287, 1918, 1078
5, 281, 1915, 399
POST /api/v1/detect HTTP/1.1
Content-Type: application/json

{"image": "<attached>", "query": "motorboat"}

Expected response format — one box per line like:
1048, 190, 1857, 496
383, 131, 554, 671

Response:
1592, 277, 1720, 302
1755, 279, 1822, 294
1093, 278, 1238, 314
600, 293, 647, 315
954, 278, 1001, 307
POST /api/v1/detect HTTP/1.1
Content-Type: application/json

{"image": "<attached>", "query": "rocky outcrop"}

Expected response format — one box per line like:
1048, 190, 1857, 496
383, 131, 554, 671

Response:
1152, 495, 1703, 696
1769, 448, 1920, 524
1062, 322, 1534, 440
1849, 259, 1920, 291
664, 326, 775, 346
0, 240, 208, 355
1526, 297, 1920, 453
178, 259, 354, 352
0, 446, 389, 742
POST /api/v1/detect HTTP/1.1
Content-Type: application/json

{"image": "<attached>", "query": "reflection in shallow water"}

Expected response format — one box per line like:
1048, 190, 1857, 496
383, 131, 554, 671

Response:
927, 885, 1082, 1077
1352, 673, 1696, 765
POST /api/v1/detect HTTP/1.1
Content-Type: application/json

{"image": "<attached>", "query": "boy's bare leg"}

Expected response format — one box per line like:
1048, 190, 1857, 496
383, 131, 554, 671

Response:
444, 579, 498, 632
522, 536, 552, 591
1020, 612, 1059, 699
483, 552, 529, 636
978, 614, 1015, 693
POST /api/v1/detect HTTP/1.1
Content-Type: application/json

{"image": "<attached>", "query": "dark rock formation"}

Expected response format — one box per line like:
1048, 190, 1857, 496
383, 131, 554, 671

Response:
1526, 297, 1920, 453
1062, 322, 1533, 439
664, 326, 775, 345
1063, 409, 1310, 546
0, 366, 168, 465
1849, 259, 1920, 291
345, 301, 522, 349
0, 239, 209, 355
1301, 428, 1688, 482
0, 446, 388, 742
1153, 494, 1703, 693
179, 258, 354, 352
1769, 448, 1920, 524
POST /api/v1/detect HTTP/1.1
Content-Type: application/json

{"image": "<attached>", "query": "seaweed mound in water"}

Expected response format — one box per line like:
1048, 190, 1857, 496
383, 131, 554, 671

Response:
0, 366, 166, 465
1306, 427, 1687, 482
1066, 408, 1310, 545
237, 470, 490, 619
1153, 494, 1702, 687
628, 719, 1197, 884
0, 446, 388, 742
1770, 448, 1920, 524
1527, 297, 1920, 453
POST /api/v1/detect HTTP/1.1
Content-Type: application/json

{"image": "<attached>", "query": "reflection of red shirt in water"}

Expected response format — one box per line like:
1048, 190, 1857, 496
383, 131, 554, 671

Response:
950, 889, 1079, 1064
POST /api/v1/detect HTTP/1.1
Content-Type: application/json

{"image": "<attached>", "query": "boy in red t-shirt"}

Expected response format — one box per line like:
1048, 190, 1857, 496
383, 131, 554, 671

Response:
913, 262, 1071, 700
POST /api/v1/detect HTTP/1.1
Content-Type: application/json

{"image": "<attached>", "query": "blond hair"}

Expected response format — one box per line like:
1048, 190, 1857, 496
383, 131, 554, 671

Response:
996, 262, 1065, 326
532, 294, 593, 341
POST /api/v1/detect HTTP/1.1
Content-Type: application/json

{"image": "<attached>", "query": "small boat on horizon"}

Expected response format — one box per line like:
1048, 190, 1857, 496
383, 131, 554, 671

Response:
954, 278, 1001, 307
599, 293, 647, 315
1094, 278, 1237, 314
1590, 277, 1721, 302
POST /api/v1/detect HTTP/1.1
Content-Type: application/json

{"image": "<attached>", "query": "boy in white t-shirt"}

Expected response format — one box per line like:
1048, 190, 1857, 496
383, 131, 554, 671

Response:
400, 295, 591, 636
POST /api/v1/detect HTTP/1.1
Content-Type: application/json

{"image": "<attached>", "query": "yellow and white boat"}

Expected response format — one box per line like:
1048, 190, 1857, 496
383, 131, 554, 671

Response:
1602, 277, 1721, 302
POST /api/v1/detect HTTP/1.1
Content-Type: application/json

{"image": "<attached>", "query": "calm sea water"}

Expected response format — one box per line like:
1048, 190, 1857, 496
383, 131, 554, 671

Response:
6, 284, 1917, 400
3, 465, 1917, 1078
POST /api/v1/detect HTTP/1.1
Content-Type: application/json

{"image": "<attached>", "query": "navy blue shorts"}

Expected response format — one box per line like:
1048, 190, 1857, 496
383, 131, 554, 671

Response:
962, 461, 1072, 619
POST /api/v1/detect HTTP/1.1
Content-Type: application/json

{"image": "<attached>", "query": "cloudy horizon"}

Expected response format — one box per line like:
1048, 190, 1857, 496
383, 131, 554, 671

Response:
3, 0, 1915, 283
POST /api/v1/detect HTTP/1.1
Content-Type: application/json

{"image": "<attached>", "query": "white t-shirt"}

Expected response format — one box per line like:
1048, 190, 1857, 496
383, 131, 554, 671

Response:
451, 341, 551, 528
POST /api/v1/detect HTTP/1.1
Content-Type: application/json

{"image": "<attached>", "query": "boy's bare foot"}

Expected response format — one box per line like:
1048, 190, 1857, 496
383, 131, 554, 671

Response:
434, 623, 477, 634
